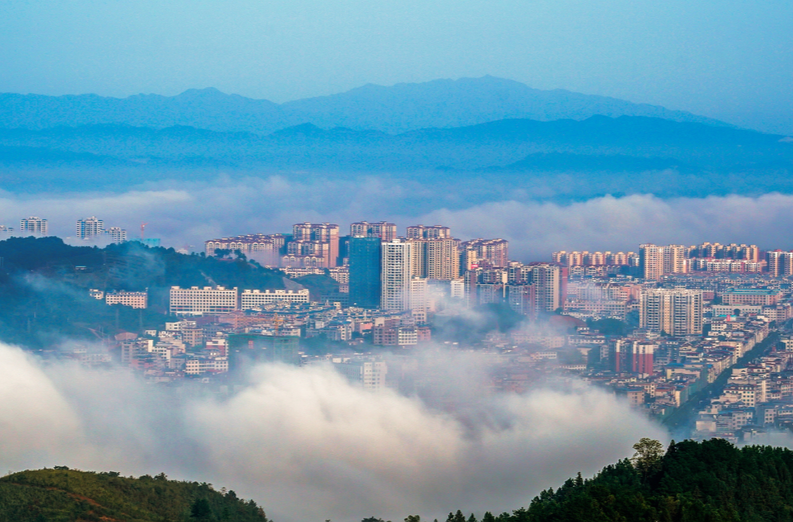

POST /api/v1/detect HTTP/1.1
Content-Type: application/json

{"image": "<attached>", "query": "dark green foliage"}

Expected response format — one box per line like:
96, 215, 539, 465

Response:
586, 317, 629, 336
454, 439, 793, 522
0, 468, 269, 522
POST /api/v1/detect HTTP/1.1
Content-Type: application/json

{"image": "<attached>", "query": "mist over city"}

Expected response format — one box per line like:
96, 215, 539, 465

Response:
2, 1, 793, 522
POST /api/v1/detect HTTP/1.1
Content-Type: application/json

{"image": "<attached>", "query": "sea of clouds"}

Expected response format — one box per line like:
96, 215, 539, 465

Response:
0, 341, 666, 522
2, 175, 793, 260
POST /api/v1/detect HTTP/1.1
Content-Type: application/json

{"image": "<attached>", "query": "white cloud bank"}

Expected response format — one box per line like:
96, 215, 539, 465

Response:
0, 342, 665, 522
2, 177, 793, 260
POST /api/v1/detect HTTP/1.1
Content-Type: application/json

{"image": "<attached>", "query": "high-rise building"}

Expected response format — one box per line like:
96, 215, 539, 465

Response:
528, 263, 562, 313
767, 250, 784, 277
205, 234, 285, 266
76, 216, 104, 240
19, 216, 48, 236
640, 289, 703, 336
106, 227, 127, 243
349, 236, 382, 308
663, 245, 687, 274
460, 239, 509, 268
381, 239, 412, 311
613, 340, 657, 374
349, 221, 397, 241
292, 223, 340, 267
639, 244, 664, 281
406, 225, 451, 239
409, 277, 428, 323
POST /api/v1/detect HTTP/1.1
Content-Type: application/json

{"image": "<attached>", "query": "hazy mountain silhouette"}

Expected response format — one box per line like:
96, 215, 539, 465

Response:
1, 115, 791, 197
0, 76, 728, 135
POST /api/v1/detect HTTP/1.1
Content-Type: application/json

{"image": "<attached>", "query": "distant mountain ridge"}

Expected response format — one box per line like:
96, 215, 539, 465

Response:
0, 76, 728, 135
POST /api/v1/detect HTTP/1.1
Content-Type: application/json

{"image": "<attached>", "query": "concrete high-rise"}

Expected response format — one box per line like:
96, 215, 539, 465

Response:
349, 236, 382, 308
381, 239, 412, 311
663, 245, 687, 274
767, 250, 784, 277
528, 263, 562, 313
640, 289, 703, 336
76, 216, 104, 240
406, 225, 451, 239
641, 244, 687, 280
639, 244, 664, 281
19, 216, 48, 236
409, 277, 428, 323
106, 226, 127, 243
460, 239, 509, 268
292, 223, 340, 267
350, 221, 397, 241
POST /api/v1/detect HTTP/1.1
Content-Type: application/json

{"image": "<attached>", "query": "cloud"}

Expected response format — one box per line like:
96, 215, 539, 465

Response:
0, 341, 666, 521
2, 177, 793, 261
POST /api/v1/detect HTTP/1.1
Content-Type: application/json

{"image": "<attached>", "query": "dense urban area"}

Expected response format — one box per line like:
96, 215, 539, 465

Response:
3, 215, 793, 442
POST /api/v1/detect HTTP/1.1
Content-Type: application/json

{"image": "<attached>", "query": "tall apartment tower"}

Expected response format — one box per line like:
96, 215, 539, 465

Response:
106, 227, 127, 243
640, 289, 703, 336
348, 236, 382, 308
381, 239, 412, 311
639, 244, 664, 281
406, 225, 451, 239
19, 216, 48, 236
292, 223, 340, 267
613, 340, 656, 374
349, 221, 397, 241
528, 263, 562, 313
461, 239, 509, 268
663, 245, 687, 274
406, 225, 459, 280
76, 216, 104, 240
409, 277, 428, 323
767, 250, 784, 277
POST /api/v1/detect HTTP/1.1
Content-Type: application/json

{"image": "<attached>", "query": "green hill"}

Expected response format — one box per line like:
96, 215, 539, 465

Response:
0, 468, 268, 522
456, 438, 793, 522
0, 237, 286, 348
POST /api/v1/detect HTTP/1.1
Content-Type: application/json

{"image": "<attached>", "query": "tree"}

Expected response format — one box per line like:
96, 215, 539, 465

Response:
405, 516, 421, 522
631, 438, 665, 479
191, 498, 212, 520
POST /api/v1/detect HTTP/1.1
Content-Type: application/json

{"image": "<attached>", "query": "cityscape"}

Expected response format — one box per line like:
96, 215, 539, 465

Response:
3, 213, 793, 445
2, 1, 793, 519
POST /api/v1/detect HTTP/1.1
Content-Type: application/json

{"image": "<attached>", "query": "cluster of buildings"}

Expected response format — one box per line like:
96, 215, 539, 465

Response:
694, 335, 793, 443
0, 215, 160, 245
27, 221, 793, 434
75, 216, 127, 243
205, 222, 525, 320
0, 216, 50, 236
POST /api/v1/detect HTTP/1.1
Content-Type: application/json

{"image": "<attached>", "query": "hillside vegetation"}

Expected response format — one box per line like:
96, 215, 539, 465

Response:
444, 439, 793, 522
0, 237, 285, 348
0, 468, 268, 522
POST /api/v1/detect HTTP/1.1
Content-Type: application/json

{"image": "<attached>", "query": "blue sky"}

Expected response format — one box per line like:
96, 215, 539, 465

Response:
1, 0, 792, 133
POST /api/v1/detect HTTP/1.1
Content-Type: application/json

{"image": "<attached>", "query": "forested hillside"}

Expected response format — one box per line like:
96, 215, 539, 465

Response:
445, 439, 793, 522
0, 468, 268, 522
0, 237, 285, 347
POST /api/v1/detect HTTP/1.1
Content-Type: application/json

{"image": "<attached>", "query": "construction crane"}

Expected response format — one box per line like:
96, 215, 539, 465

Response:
272, 313, 284, 336
140, 222, 148, 239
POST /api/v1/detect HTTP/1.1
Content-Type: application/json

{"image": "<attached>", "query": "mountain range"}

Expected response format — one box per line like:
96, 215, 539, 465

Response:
0, 76, 728, 135
1, 76, 792, 198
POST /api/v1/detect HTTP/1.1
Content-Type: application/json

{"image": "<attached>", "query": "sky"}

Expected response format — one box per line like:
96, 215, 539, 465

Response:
1, 0, 792, 133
